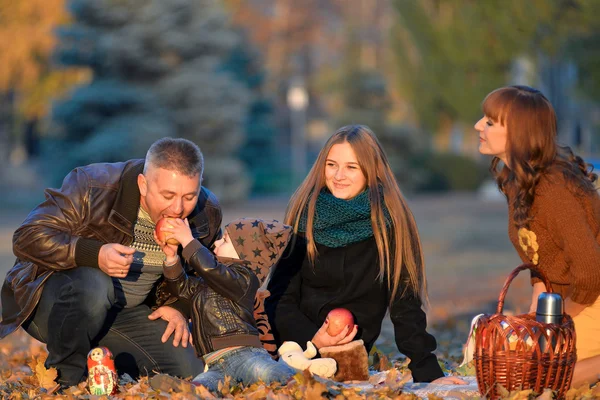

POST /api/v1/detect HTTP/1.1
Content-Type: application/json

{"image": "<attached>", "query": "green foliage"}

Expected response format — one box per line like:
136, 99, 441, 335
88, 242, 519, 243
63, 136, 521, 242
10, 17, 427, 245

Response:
412, 152, 488, 192
390, 0, 592, 132
221, 39, 289, 194
567, 1, 600, 102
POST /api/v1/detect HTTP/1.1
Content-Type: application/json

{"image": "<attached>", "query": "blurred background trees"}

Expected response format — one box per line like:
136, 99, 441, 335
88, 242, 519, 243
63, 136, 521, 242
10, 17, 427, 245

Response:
1, 0, 600, 204
0, 0, 88, 171
45, 0, 251, 203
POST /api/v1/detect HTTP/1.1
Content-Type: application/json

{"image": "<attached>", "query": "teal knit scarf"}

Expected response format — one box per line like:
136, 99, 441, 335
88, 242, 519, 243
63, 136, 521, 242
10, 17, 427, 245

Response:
298, 188, 391, 248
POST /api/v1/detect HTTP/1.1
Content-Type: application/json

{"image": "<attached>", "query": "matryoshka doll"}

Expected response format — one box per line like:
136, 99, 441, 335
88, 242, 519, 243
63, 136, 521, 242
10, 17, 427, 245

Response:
87, 347, 118, 395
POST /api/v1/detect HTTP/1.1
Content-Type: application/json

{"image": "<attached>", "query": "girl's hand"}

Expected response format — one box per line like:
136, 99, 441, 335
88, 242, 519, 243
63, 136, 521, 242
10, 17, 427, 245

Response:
153, 229, 179, 262
158, 218, 195, 249
311, 320, 358, 349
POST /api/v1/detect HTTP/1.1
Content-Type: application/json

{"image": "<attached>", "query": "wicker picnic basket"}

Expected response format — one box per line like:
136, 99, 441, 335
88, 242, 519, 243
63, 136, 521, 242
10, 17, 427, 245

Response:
473, 264, 577, 399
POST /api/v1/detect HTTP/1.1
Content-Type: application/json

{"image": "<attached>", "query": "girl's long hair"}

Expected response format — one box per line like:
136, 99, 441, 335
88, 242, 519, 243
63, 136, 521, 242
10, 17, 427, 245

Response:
284, 125, 428, 304
483, 85, 597, 227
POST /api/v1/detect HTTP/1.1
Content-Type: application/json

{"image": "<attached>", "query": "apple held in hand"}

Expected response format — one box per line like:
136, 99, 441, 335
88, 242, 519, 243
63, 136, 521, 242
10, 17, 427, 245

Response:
326, 308, 354, 337
155, 218, 180, 246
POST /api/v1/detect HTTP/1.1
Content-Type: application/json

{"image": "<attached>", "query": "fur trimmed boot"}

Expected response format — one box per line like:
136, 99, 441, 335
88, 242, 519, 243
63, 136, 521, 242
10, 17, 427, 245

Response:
319, 339, 369, 382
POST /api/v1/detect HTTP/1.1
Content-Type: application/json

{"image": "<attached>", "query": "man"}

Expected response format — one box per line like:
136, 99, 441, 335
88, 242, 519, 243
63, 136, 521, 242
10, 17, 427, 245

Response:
0, 138, 221, 388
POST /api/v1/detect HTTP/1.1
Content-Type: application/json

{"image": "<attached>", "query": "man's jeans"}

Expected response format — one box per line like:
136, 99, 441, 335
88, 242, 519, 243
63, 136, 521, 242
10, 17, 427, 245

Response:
193, 347, 294, 391
22, 267, 203, 387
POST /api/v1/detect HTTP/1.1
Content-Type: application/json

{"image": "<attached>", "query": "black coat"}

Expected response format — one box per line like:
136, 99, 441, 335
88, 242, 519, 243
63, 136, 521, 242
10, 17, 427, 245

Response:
265, 235, 444, 382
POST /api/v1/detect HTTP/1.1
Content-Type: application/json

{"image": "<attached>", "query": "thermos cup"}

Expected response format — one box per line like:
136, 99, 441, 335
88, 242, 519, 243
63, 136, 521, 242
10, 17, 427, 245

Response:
535, 292, 563, 352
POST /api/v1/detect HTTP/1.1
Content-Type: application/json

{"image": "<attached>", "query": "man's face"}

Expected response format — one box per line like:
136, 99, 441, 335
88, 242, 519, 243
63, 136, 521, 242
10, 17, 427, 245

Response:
138, 164, 201, 223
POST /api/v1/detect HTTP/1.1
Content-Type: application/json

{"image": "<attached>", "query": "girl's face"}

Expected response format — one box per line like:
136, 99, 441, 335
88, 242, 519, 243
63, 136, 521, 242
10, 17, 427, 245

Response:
474, 115, 508, 165
324, 142, 367, 200
213, 231, 239, 259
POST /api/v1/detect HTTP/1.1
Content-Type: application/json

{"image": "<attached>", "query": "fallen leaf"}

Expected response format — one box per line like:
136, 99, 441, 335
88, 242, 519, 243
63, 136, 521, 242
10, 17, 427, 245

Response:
536, 388, 554, 400
28, 358, 58, 391
304, 379, 329, 399
427, 394, 445, 400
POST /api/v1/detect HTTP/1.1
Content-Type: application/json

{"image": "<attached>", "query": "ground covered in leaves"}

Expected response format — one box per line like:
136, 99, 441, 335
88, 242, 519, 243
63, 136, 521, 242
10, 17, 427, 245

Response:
1, 325, 599, 399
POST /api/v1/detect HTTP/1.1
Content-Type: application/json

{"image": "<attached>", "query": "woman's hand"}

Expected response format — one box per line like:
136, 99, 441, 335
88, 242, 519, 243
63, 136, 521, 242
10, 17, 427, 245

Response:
529, 281, 547, 313
311, 319, 358, 349
431, 376, 467, 385
564, 298, 587, 318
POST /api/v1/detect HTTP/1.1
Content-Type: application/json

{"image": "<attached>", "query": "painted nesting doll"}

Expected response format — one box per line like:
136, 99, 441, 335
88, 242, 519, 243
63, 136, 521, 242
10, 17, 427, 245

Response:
87, 347, 118, 395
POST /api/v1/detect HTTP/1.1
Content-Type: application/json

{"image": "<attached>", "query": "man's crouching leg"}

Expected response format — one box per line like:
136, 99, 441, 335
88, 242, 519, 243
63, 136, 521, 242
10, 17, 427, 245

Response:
22, 267, 116, 387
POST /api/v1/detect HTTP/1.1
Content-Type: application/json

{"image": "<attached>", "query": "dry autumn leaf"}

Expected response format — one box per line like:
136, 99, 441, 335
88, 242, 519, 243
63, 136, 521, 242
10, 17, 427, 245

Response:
27, 357, 58, 391
2, 327, 596, 399
303, 379, 329, 399
536, 388, 554, 400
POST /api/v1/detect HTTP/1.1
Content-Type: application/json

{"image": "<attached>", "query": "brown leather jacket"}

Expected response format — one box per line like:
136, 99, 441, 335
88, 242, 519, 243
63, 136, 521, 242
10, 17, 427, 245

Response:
164, 240, 261, 357
0, 159, 222, 339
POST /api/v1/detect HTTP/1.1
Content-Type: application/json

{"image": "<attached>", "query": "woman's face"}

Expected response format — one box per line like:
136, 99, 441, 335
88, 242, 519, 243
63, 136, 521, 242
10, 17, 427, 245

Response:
474, 115, 508, 164
325, 142, 367, 200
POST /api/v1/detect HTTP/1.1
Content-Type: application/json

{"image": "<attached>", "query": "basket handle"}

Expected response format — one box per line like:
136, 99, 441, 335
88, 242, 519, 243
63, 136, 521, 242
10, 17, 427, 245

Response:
496, 263, 553, 314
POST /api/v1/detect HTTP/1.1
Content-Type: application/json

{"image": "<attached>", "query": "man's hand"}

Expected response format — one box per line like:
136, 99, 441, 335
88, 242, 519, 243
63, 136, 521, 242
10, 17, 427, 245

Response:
311, 319, 358, 349
148, 306, 193, 347
98, 243, 135, 278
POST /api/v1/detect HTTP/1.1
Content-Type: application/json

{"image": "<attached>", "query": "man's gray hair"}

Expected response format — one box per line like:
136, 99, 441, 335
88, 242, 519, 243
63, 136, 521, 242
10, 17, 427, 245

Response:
144, 137, 204, 178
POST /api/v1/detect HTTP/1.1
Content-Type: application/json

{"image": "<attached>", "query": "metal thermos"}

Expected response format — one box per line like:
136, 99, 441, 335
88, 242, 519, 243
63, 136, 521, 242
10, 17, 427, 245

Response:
535, 292, 563, 352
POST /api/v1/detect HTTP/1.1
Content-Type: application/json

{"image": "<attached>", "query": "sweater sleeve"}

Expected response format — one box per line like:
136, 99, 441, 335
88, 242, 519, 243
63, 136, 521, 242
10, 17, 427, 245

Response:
538, 185, 600, 305
389, 291, 444, 382
264, 237, 321, 347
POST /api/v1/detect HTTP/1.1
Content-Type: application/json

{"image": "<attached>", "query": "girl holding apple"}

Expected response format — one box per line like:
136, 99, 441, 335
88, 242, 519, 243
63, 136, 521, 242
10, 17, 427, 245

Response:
265, 125, 463, 384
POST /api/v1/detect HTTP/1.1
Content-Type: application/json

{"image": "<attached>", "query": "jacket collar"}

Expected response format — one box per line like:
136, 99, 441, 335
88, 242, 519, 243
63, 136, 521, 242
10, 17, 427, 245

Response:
109, 159, 210, 239
108, 160, 143, 237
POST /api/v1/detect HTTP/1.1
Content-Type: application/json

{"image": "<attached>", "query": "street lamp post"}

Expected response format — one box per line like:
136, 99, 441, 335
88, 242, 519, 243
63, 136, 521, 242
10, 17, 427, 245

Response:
287, 78, 309, 187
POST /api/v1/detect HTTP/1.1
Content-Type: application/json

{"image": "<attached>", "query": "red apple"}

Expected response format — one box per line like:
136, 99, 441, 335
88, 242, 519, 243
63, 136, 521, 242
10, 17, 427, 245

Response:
326, 308, 354, 337
155, 218, 180, 246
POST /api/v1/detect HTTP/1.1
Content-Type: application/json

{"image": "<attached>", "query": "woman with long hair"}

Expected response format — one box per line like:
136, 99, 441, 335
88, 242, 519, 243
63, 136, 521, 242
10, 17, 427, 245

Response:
475, 85, 600, 386
265, 125, 462, 383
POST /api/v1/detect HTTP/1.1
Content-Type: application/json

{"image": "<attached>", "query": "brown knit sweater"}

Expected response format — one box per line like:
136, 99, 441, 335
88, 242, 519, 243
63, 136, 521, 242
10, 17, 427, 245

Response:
507, 169, 600, 305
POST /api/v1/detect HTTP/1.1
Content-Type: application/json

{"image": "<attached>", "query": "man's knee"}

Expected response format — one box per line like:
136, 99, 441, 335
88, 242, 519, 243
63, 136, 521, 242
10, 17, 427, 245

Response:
49, 267, 114, 317
165, 346, 204, 378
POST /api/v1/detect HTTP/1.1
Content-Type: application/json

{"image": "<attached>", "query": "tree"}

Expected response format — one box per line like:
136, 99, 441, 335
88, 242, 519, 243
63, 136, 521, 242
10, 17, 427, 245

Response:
221, 38, 290, 194
48, 0, 251, 202
0, 0, 88, 164
390, 0, 589, 147
568, 1, 600, 103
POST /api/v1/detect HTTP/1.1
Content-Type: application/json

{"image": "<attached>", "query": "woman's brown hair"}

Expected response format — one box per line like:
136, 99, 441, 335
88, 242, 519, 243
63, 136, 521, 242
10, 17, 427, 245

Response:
284, 125, 428, 304
483, 85, 597, 227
